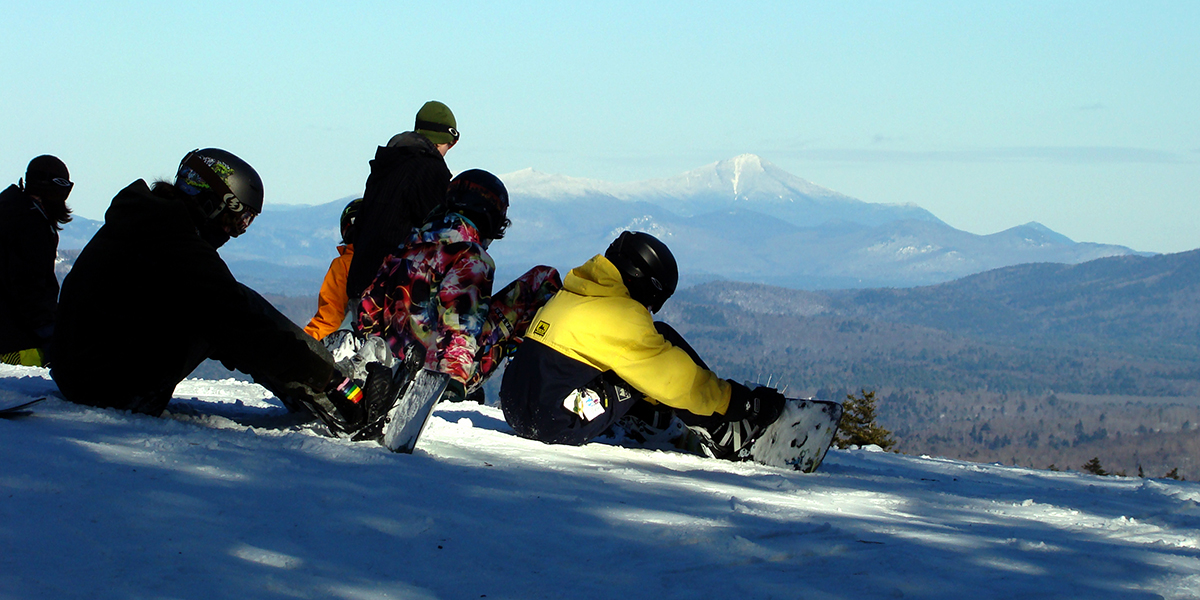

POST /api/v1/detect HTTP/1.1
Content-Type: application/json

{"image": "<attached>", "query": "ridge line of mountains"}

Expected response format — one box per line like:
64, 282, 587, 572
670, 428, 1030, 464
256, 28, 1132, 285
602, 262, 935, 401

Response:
59, 153, 1147, 296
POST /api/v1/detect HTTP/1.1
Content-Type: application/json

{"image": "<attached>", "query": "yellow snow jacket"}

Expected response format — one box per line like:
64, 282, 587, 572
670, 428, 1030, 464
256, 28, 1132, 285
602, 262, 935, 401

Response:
525, 254, 732, 416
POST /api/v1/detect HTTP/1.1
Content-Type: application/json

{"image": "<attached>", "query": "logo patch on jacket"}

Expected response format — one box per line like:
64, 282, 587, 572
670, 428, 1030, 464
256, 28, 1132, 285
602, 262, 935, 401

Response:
531, 320, 550, 337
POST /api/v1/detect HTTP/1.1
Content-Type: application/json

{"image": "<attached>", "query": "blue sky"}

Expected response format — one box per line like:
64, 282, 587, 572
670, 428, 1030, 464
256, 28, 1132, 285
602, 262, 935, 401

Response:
2, 1, 1196, 253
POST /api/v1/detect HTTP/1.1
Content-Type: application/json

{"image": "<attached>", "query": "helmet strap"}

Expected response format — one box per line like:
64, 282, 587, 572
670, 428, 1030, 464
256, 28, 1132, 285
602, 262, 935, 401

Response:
182, 152, 241, 219
415, 119, 460, 143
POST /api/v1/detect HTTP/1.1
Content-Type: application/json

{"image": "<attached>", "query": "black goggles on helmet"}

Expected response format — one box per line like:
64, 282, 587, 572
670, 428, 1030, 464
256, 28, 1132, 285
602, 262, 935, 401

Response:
415, 119, 460, 143
28, 174, 73, 192
235, 208, 258, 231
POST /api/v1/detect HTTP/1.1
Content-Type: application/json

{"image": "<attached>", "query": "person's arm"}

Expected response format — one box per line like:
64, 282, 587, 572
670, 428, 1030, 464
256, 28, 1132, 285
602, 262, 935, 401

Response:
181, 236, 333, 390
304, 251, 351, 340
601, 310, 733, 417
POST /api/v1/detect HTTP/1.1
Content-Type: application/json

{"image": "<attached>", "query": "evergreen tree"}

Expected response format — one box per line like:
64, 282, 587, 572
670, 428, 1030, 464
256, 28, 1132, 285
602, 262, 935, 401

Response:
834, 389, 897, 451
1081, 457, 1108, 476
1162, 467, 1183, 481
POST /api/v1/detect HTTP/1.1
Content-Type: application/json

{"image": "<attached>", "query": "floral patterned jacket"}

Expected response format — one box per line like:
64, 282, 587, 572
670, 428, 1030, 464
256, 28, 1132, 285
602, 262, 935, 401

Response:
356, 213, 494, 384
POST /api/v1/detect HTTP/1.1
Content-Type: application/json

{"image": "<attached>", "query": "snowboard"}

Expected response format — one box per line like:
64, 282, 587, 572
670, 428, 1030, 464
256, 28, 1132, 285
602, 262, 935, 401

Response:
0, 397, 45, 418
748, 398, 843, 473
379, 368, 451, 453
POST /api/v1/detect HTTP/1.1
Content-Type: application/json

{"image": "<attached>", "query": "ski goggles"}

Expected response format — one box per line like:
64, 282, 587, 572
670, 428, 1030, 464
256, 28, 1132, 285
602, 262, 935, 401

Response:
231, 207, 258, 236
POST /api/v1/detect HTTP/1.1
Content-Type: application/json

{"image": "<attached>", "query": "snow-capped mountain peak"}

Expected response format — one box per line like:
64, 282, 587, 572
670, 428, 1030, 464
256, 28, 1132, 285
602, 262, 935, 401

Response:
502, 154, 861, 212
652, 153, 849, 204
498, 168, 617, 201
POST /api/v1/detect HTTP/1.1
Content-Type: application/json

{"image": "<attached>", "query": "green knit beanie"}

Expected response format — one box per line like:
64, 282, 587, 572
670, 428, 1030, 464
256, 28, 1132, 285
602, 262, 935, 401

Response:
414, 101, 458, 145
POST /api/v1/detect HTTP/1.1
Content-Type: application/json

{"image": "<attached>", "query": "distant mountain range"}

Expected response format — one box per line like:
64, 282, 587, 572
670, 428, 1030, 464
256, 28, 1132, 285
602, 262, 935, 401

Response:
662, 247, 1200, 398
659, 248, 1200, 479
58, 154, 1147, 295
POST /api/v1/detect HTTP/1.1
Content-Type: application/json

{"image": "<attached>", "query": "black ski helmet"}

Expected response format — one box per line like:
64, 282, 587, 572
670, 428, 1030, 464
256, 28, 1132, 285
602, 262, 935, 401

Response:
175, 148, 264, 227
605, 231, 678, 313
445, 169, 510, 240
340, 197, 364, 244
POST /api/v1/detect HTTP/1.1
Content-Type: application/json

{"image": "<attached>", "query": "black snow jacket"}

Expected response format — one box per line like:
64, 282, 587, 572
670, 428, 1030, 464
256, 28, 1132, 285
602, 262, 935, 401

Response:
0, 184, 60, 355
345, 132, 452, 300
51, 180, 334, 414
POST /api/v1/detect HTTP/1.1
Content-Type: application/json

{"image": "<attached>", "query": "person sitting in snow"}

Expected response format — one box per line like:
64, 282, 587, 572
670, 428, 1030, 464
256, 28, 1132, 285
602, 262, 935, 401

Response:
355, 169, 560, 411
304, 197, 363, 340
51, 149, 373, 435
498, 231, 787, 460
0, 155, 74, 367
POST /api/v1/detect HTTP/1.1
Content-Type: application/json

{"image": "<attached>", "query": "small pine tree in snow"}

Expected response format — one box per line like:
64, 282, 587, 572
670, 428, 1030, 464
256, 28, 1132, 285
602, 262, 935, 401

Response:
1081, 457, 1108, 476
1162, 467, 1183, 481
835, 389, 896, 451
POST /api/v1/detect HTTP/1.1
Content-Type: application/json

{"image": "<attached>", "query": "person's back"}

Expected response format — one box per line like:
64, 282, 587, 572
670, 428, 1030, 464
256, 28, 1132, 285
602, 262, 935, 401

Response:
52, 179, 258, 409
345, 101, 458, 300
304, 198, 363, 340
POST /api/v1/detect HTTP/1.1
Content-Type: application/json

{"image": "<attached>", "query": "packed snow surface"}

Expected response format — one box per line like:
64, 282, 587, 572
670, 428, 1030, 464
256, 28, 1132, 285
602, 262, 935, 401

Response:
2, 364, 1198, 599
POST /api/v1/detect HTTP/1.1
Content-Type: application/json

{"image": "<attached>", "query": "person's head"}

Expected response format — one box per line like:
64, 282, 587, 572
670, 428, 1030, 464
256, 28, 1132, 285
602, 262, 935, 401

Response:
21, 155, 73, 229
340, 197, 364, 245
173, 148, 263, 238
444, 169, 509, 244
605, 231, 678, 313
414, 100, 458, 155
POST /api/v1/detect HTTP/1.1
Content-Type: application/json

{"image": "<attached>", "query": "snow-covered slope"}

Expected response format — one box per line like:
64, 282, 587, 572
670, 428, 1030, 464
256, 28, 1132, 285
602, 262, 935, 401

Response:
2, 364, 1198, 599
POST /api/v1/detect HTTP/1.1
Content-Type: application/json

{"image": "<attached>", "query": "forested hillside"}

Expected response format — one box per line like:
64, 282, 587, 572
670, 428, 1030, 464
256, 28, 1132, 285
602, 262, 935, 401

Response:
662, 250, 1200, 478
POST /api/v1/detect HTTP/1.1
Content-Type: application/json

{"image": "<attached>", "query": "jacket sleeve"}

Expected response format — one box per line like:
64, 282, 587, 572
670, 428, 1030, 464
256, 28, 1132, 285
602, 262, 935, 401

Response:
577, 304, 731, 417
434, 246, 494, 384
180, 235, 334, 391
304, 250, 352, 340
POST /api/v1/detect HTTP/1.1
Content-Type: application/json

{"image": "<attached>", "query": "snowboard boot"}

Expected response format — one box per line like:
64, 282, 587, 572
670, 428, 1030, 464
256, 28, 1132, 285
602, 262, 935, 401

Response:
295, 380, 366, 437
466, 387, 486, 404
350, 362, 405, 442
445, 385, 486, 404
683, 416, 769, 462
351, 344, 425, 442
616, 401, 687, 447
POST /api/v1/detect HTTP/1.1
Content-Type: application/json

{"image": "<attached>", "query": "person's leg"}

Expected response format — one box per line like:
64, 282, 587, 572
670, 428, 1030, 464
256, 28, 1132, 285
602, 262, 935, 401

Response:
650, 320, 756, 458
549, 370, 644, 444
499, 338, 639, 445
468, 265, 561, 393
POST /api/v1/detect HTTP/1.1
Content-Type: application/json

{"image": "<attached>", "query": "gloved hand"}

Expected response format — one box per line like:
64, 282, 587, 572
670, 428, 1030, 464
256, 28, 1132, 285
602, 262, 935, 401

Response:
724, 381, 786, 429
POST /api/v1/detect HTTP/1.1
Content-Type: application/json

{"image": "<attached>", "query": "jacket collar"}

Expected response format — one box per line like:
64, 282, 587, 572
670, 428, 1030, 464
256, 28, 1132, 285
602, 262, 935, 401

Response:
563, 255, 632, 300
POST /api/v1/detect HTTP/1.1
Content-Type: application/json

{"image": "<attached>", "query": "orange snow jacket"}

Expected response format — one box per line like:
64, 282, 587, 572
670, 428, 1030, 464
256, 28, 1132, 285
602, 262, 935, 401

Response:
304, 244, 354, 340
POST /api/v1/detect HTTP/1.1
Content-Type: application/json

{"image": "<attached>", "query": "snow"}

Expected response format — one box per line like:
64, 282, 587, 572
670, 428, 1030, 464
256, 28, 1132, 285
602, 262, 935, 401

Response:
3, 363, 1199, 599
501, 155, 851, 206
